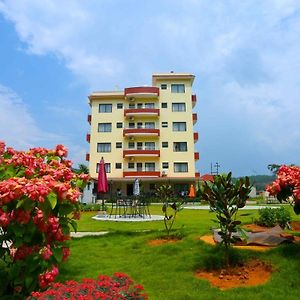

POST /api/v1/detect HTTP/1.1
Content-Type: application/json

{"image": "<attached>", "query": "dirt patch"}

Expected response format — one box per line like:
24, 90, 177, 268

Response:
199, 235, 273, 251
291, 221, 300, 231
148, 238, 181, 246
243, 223, 271, 232
195, 259, 273, 290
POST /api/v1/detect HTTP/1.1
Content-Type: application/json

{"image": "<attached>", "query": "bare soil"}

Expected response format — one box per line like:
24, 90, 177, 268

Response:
148, 237, 181, 246
291, 221, 300, 231
195, 259, 273, 290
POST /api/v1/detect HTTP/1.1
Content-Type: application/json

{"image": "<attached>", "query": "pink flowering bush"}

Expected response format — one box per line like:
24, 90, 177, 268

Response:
267, 165, 300, 214
0, 141, 89, 297
28, 273, 148, 300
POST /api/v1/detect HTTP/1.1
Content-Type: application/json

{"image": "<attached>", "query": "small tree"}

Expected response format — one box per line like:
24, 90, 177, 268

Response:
267, 165, 300, 214
201, 172, 251, 267
156, 184, 183, 238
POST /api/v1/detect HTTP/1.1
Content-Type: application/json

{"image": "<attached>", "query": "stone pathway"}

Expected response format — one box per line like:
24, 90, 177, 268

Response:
92, 214, 164, 222
183, 205, 280, 210
71, 231, 109, 238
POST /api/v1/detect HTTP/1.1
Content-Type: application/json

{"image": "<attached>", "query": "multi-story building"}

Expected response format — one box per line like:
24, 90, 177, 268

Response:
86, 72, 199, 198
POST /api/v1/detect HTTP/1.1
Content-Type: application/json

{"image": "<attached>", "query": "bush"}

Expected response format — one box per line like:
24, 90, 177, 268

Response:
28, 273, 148, 299
256, 207, 291, 228
0, 142, 89, 297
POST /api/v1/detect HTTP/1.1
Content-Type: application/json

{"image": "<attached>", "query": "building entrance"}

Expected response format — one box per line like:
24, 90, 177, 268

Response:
127, 184, 133, 196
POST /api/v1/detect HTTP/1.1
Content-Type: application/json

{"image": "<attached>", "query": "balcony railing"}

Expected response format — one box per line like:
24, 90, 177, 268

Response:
86, 153, 90, 161
194, 152, 200, 160
192, 113, 197, 124
124, 86, 159, 99
193, 132, 198, 142
123, 169, 160, 178
123, 128, 160, 137
124, 108, 160, 117
123, 149, 160, 157
192, 94, 197, 108
86, 133, 90, 143
87, 114, 91, 125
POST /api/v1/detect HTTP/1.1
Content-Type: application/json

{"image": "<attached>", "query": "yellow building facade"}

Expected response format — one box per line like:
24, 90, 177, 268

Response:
87, 73, 199, 197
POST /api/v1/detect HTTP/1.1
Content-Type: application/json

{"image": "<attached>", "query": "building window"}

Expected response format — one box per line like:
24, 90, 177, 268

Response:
174, 162, 188, 172
162, 122, 168, 128
145, 162, 155, 171
162, 142, 168, 148
99, 104, 112, 113
145, 142, 155, 150
172, 103, 186, 112
145, 103, 155, 108
128, 142, 135, 149
128, 162, 135, 169
145, 122, 155, 129
137, 122, 143, 129
97, 143, 111, 152
116, 122, 123, 128
161, 84, 167, 90
115, 163, 122, 169
171, 84, 185, 93
117, 103, 123, 109
173, 122, 186, 131
162, 162, 169, 169
173, 142, 187, 152
97, 163, 111, 173
98, 123, 112, 132
137, 142, 143, 150
129, 103, 135, 109
116, 142, 122, 149
161, 102, 167, 108
129, 122, 135, 128
137, 103, 143, 109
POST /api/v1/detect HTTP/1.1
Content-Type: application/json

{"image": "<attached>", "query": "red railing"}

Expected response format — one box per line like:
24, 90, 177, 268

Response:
86, 134, 90, 143
124, 108, 160, 116
123, 149, 160, 157
87, 114, 91, 124
124, 86, 159, 97
123, 128, 160, 136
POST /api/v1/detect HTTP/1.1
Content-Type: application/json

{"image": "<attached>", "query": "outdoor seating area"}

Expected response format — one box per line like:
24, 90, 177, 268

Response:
109, 198, 151, 219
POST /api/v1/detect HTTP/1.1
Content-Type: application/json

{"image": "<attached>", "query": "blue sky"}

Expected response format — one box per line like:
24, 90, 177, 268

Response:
0, 0, 299, 176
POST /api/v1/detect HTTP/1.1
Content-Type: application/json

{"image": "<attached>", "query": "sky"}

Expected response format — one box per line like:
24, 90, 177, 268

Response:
0, 0, 299, 177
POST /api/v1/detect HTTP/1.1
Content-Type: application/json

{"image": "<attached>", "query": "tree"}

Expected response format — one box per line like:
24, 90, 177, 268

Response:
267, 165, 300, 214
201, 172, 252, 267
156, 184, 183, 237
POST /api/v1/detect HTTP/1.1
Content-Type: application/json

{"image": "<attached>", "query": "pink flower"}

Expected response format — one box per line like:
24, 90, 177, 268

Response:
41, 245, 52, 260
55, 144, 68, 157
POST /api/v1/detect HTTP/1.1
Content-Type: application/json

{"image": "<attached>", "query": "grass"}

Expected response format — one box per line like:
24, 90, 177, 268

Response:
58, 205, 300, 299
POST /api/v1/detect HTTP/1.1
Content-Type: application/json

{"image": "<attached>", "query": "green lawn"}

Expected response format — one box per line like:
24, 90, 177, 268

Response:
59, 205, 300, 299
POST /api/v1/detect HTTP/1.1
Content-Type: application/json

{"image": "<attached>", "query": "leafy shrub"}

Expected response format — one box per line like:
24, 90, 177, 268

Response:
0, 142, 89, 297
256, 207, 291, 228
28, 273, 148, 299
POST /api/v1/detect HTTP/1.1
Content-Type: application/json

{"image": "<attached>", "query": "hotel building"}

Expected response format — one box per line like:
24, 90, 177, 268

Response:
86, 73, 199, 197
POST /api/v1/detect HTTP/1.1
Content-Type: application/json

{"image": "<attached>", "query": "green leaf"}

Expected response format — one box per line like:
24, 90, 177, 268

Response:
46, 192, 57, 209
16, 199, 24, 209
59, 203, 74, 216
52, 247, 63, 262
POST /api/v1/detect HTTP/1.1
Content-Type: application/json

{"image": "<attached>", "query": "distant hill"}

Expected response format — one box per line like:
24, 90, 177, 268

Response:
233, 175, 276, 192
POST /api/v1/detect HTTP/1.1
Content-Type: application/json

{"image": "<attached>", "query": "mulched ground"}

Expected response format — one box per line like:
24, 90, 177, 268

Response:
195, 259, 273, 290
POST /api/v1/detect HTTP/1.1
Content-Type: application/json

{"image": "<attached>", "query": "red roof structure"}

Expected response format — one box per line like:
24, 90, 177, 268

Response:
200, 174, 215, 182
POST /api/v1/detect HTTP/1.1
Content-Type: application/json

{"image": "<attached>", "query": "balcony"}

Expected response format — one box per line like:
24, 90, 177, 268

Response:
123, 170, 160, 178
192, 113, 197, 124
87, 114, 91, 125
123, 128, 160, 137
194, 152, 200, 160
86, 153, 90, 161
86, 133, 90, 143
193, 132, 198, 142
192, 94, 197, 108
123, 149, 160, 158
124, 108, 160, 118
124, 87, 159, 99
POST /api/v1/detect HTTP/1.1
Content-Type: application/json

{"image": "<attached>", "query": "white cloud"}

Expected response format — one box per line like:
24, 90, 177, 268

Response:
0, 84, 87, 167
0, 84, 60, 149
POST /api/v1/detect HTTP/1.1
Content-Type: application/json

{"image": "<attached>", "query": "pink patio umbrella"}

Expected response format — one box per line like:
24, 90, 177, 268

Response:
97, 157, 108, 209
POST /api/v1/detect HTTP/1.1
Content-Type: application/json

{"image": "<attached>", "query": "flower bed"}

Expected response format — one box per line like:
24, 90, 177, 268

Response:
28, 273, 148, 300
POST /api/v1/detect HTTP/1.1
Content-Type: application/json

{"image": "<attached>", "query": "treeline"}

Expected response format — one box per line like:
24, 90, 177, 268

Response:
233, 175, 276, 192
